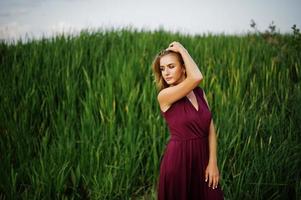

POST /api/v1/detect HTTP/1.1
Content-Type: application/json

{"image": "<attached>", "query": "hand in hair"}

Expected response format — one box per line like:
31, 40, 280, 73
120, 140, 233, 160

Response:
165, 41, 188, 54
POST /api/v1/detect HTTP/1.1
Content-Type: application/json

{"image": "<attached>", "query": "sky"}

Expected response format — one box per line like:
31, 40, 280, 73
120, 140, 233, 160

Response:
0, 0, 301, 41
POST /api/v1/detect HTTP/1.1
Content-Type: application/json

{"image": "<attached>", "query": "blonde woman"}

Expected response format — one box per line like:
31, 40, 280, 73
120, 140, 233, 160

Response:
152, 41, 224, 199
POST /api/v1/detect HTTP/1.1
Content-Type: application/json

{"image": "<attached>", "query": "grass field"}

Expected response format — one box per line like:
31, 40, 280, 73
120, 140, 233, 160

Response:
0, 27, 301, 199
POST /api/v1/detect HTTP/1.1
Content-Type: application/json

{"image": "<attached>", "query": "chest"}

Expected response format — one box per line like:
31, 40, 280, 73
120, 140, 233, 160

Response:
163, 98, 212, 129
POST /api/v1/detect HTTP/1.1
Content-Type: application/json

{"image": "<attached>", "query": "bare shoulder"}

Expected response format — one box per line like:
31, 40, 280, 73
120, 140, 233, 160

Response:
157, 91, 172, 113
157, 78, 202, 111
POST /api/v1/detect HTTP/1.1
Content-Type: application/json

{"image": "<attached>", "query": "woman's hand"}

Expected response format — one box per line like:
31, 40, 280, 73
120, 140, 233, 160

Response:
165, 41, 187, 54
204, 162, 220, 189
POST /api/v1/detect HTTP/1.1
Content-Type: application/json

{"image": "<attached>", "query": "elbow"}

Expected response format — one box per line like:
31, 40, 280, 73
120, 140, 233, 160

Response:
188, 76, 202, 87
193, 74, 203, 84
187, 69, 203, 84
198, 73, 204, 82
191, 69, 203, 83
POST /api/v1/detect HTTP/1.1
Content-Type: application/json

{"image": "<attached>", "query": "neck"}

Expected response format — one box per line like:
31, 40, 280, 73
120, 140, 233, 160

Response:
170, 75, 186, 86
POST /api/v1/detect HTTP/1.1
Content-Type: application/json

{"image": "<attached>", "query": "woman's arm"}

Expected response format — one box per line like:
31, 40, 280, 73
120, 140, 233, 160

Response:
203, 91, 220, 189
157, 41, 203, 108
208, 120, 218, 165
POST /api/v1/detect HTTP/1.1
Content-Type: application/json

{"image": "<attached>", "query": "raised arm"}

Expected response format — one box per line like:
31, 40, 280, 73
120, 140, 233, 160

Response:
158, 41, 203, 111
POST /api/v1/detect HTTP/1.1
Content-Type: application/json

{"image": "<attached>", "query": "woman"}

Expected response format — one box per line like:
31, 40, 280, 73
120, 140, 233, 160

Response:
152, 41, 224, 200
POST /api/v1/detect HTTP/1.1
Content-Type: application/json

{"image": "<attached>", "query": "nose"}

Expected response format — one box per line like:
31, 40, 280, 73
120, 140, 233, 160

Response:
163, 67, 170, 76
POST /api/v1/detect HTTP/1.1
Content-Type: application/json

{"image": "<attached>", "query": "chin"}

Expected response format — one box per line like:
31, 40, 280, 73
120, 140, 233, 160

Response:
168, 81, 178, 86
166, 80, 174, 85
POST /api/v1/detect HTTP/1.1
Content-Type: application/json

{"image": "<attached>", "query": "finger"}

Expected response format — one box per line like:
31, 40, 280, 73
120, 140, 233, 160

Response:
208, 175, 213, 187
205, 171, 209, 182
169, 41, 176, 47
215, 176, 219, 188
212, 177, 217, 189
211, 177, 215, 189
165, 46, 173, 51
169, 41, 175, 46
215, 176, 219, 189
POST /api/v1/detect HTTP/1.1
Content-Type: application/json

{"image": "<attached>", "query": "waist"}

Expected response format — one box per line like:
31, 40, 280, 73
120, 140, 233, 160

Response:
170, 135, 208, 141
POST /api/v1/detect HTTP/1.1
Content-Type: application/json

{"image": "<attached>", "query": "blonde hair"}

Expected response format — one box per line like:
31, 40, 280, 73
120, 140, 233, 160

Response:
151, 50, 185, 92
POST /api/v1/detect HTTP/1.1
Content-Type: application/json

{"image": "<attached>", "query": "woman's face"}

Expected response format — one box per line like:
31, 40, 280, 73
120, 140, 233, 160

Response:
159, 53, 185, 86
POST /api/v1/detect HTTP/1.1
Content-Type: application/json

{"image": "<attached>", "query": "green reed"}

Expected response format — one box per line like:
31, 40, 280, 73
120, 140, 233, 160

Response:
0, 27, 300, 199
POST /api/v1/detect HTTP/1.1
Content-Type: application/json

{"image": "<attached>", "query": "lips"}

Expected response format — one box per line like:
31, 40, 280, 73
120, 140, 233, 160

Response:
165, 77, 172, 81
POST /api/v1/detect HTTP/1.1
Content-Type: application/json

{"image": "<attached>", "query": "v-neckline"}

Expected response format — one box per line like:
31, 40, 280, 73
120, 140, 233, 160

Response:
185, 89, 199, 111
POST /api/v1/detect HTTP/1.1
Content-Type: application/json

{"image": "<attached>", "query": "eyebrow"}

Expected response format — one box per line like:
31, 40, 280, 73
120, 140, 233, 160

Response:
159, 63, 176, 67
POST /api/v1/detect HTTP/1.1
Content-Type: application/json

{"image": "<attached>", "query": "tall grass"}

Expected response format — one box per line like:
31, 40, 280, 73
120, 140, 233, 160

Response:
0, 27, 300, 199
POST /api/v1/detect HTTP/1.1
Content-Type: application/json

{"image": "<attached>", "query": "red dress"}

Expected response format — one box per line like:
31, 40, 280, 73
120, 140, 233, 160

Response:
157, 86, 224, 200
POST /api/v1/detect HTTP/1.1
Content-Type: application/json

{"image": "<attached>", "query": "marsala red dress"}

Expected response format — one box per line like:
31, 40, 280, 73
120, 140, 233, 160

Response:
157, 86, 224, 200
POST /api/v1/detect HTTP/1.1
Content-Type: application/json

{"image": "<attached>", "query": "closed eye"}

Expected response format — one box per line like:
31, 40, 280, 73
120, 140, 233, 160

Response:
159, 64, 175, 71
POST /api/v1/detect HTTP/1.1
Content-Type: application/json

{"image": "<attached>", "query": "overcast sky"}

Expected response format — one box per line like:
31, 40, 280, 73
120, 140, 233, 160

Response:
0, 0, 300, 41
